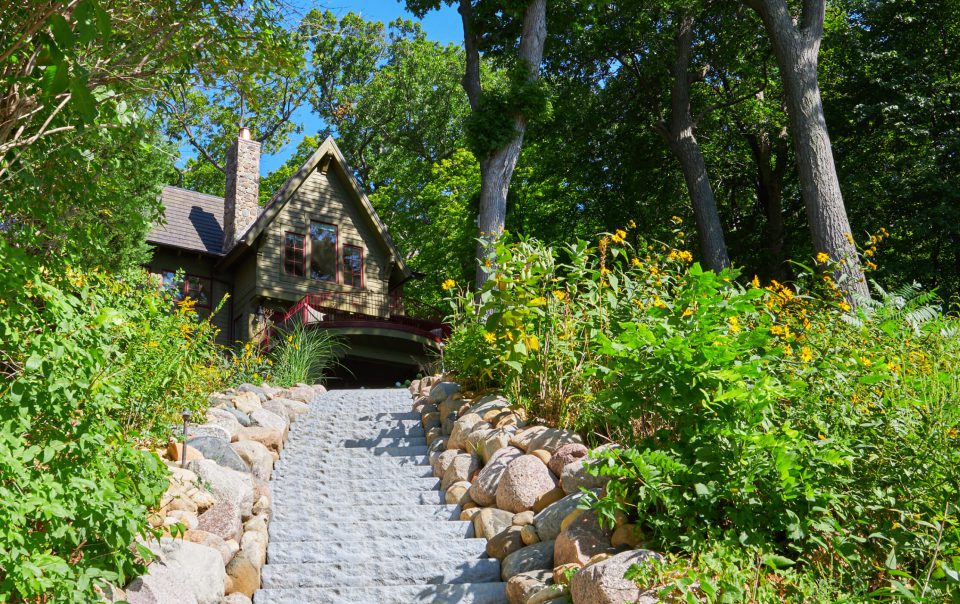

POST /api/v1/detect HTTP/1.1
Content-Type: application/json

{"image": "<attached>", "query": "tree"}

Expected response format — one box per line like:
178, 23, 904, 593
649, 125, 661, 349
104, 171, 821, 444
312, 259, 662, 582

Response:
407, 0, 549, 286
746, 0, 869, 299
655, 11, 730, 272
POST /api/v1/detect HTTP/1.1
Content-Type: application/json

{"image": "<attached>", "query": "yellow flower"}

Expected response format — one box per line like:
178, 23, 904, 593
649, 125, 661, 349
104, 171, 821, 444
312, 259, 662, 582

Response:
483, 259, 493, 268
530, 296, 547, 306
860, 355, 872, 367
800, 346, 813, 363
751, 275, 760, 288
552, 290, 567, 301
682, 308, 693, 317
611, 229, 627, 244
671, 216, 683, 224
728, 316, 740, 333
816, 252, 830, 264
839, 301, 852, 312
524, 334, 540, 351
844, 233, 854, 245
783, 344, 793, 357
653, 297, 666, 309
441, 278, 457, 291
287, 335, 294, 343
483, 331, 497, 344
676, 231, 685, 239
770, 325, 784, 336
866, 261, 878, 270
631, 257, 641, 267
628, 219, 637, 229
886, 361, 900, 373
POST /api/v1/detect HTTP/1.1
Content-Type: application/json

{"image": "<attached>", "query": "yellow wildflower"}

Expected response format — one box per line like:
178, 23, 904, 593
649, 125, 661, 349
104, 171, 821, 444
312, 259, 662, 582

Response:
751, 275, 760, 288
783, 344, 793, 357
671, 216, 683, 224
628, 219, 637, 229
530, 296, 547, 306
816, 252, 830, 264
611, 229, 627, 244
524, 334, 540, 351
483, 331, 496, 344
839, 301, 852, 312
653, 297, 667, 309
770, 325, 784, 336
677, 231, 685, 239
860, 355, 872, 367
866, 261, 878, 270
844, 233, 854, 245
441, 278, 457, 291
682, 308, 694, 318
631, 257, 642, 268
800, 346, 813, 363
287, 335, 294, 343
728, 316, 740, 333
552, 290, 567, 301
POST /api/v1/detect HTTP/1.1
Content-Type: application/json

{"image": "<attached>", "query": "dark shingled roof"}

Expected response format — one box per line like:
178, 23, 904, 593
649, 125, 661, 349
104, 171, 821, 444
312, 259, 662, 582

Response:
148, 186, 226, 256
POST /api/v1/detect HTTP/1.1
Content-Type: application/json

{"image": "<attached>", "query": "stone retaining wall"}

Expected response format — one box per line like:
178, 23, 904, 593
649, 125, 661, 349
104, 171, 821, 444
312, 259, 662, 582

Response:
411, 376, 663, 604
102, 382, 325, 604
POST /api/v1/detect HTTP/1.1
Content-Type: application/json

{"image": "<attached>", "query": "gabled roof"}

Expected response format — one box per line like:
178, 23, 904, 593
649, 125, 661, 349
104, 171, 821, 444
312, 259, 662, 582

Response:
218, 137, 412, 279
148, 186, 226, 256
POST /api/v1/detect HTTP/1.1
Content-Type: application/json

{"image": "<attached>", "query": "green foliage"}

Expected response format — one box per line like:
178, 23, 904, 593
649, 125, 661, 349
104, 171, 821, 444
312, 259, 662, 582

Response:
268, 323, 340, 388
0, 244, 226, 601
465, 62, 553, 157
444, 231, 960, 601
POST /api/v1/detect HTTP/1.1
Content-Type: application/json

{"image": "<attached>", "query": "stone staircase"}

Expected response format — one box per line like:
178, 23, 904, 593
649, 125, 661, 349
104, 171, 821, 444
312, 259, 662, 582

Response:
254, 389, 508, 604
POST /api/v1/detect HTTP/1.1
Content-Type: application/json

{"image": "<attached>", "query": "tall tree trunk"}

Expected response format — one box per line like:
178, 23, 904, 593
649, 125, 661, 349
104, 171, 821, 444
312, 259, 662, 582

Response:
747, 0, 869, 301
459, 0, 547, 288
656, 14, 731, 272
745, 126, 791, 281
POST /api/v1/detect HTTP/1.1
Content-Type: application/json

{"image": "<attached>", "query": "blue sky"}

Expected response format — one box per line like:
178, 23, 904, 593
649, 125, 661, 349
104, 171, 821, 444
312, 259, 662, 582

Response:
261, 1, 461, 174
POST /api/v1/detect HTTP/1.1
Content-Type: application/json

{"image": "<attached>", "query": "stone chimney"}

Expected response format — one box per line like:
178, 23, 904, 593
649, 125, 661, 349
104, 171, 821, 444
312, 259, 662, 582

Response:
222, 127, 261, 251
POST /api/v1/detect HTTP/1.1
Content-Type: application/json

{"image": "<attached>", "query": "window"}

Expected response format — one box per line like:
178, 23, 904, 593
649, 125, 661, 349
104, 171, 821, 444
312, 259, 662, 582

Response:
160, 270, 184, 302
343, 245, 363, 288
310, 222, 338, 282
283, 232, 306, 276
184, 275, 211, 309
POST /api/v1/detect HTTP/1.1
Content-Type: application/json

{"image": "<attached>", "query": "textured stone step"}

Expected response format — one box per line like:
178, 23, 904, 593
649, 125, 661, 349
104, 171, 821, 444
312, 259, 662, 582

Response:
260, 558, 501, 588
273, 455, 429, 473
270, 464, 434, 480
266, 538, 490, 564
272, 503, 460, 523
293, 417, 423, 429
279, 444, 429, 457
269, 488, 445, 506
341, 436, 427, 448
284, 426, 425, 440
254, 582, 509, 604
268, 519, 475, 542
267, 476, 441, 492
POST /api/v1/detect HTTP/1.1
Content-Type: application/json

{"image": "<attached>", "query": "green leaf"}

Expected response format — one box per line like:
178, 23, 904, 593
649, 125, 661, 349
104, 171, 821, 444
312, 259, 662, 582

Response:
49, 15, 74, 50
69, 78, 97, 122
763, 554, 796, 569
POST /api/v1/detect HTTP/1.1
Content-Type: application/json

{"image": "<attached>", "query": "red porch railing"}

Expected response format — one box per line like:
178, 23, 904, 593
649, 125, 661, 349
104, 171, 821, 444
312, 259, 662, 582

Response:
265, 290, 450, 348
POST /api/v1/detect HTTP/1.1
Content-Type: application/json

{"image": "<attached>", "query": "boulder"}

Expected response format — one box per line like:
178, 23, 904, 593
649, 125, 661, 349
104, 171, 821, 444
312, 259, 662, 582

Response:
235, 426, 283, 454
486, 525, 525, 560
501, 540, 555, 580
272, 397, 309, 418
473, 507, 516, 540
469, 446, 523, 507
445, 481, 472, 505
441, 453, 480, 491
611, 524, 644, 549
554, 510, 615, 566
441, 413, 457, 436
509, 426, 549, 452
464, 427, 492, 456
185, 424, 231, 442
520, 524, 540, 545
196, 501, 242, 542
465, 393, 512, 418
427, 381, 460, 403
433, 449, 462, 478
547, 443, 589, 476
439, 397, 464, 421
422, 412, 441, 430
237, 383, 268, 402
526, 428, 583, 455
231, 440, 274, 481
222, 593, 253, 604
225, 547, 261, 597
496, 455, 559, 513
560, 458, 612, 495
261, 400, 291, 424
448, 413, 484, 450
479, 429, 513, 464
280, 384, 317, 403
164, 510, 198, 530
513, 511, 535, 526
533, 486, 566, 513
530, 449, 552, 466
533, 492, 585, 541
528, 584, 570, 604
506, 570, 553, 604
240, 529, 268, 569
183, 529, 235, 565
185, 436, 248, 473
165, 441, 203, 463
187, 460, 254, 517
223, 407, 251, 427
129, 538, 225, 604
205, 408, 244, 439
249, 408, 288, 436
231, 392, 262, 414
569, 549, 663, 604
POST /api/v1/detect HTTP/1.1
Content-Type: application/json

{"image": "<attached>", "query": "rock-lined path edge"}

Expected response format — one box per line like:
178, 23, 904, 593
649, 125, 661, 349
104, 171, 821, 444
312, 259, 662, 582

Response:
254, 388, 508, 604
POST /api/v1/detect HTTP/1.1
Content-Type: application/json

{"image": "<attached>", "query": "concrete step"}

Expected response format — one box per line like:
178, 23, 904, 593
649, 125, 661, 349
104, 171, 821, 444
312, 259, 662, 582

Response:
278, 444, 429, 457
272, 503, 460, 523
270, 464, 434, 480
273, 455, 429, 473
260, 558, 501, 588
268, 488, 446, 506
253, 583, 507, 604
266, 476, 440, 492
254, 582, 509, 604
266, 538, 490, 564
268, 519, 475, 542
284, 426, 426, 440
340, 436, 427, 448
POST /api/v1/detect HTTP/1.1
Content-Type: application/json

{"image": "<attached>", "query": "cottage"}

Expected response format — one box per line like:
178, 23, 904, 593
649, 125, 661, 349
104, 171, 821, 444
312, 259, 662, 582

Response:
146, 129, 441, 382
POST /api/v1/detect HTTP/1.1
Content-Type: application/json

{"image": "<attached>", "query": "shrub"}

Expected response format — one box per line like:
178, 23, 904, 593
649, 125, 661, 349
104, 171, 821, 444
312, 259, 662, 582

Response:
268, 322, 339, 387
443, 227, 960, 602
0, 242, 226, 601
